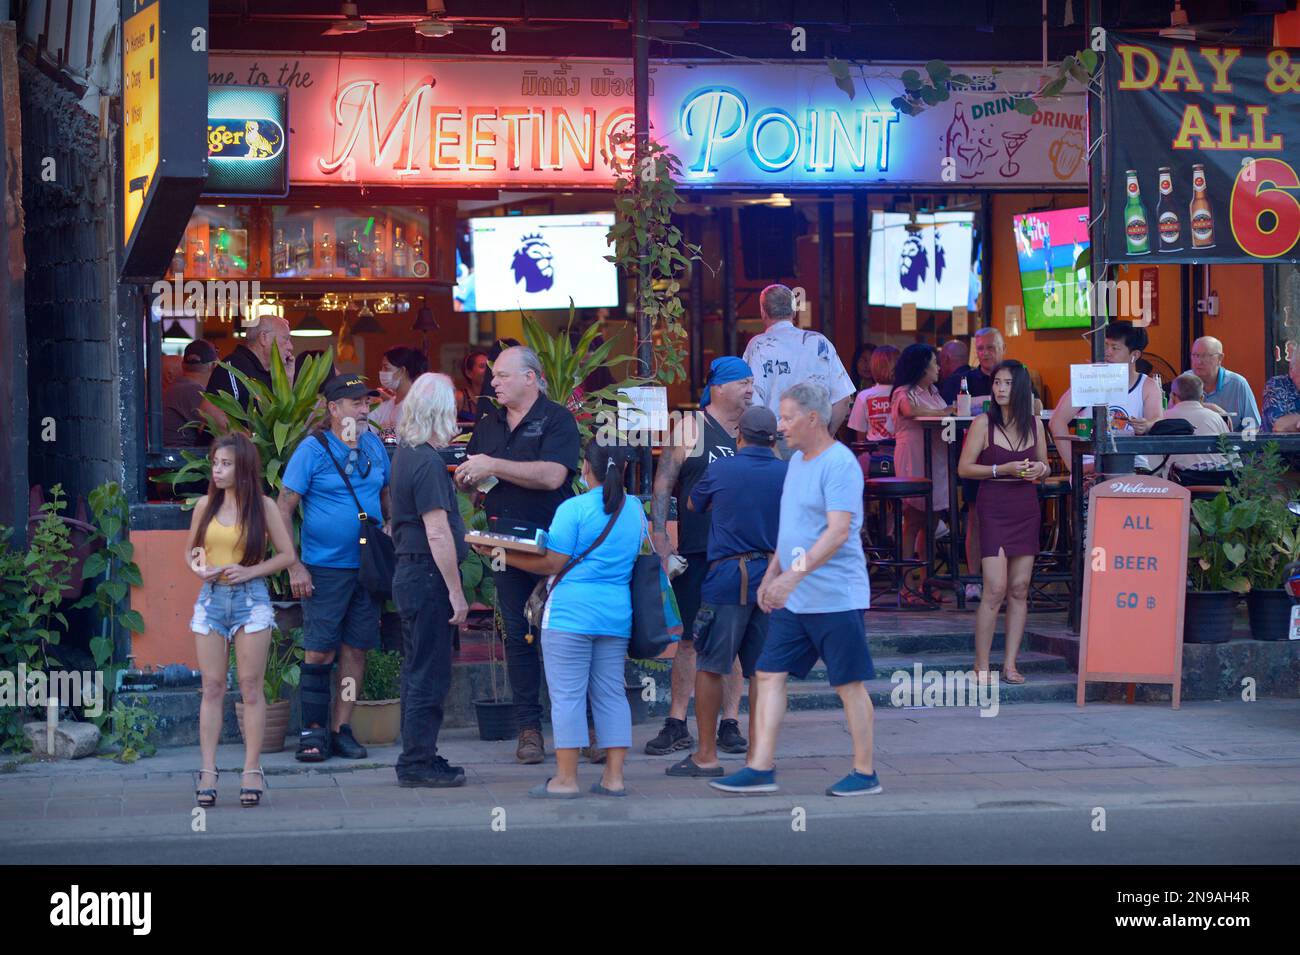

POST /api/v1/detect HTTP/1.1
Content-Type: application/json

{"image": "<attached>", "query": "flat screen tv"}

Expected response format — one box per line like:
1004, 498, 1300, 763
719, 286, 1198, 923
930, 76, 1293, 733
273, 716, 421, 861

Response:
1012, 207, 1092, 330
468, 212, 619, 312
867, 211, 975, 311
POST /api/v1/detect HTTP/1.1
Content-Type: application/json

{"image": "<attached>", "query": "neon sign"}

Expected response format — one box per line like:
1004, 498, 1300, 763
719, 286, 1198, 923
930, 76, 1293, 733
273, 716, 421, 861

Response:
679, 87, 898, 177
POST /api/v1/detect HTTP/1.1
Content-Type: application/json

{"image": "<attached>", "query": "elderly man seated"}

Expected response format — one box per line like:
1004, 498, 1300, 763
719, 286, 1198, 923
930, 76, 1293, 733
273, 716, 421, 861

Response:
1159, 372, 1231, 481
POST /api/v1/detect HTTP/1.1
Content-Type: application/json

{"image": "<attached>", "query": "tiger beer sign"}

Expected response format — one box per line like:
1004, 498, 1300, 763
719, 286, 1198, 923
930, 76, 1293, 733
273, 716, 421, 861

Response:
204, 86, 289, 197
1106, 34, 1300, 263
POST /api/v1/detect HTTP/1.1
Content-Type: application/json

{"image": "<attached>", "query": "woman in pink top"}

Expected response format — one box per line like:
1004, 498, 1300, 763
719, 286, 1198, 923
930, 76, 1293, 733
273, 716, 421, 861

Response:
889, 344, 955, 589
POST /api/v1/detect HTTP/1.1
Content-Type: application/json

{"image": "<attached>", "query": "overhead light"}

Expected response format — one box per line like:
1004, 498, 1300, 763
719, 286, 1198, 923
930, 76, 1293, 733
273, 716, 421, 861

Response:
414, 0, 453, 36
767, 193, 791, 207
352, 302, 383, 334
326, 2, 368, 35
163, 320, 192, 343
1159, 0, 1196, 40
292, 313, 332, 338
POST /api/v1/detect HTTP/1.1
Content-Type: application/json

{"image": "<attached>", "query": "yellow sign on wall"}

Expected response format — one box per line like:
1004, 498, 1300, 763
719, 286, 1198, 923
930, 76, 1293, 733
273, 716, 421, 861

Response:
122, 2, 160, 245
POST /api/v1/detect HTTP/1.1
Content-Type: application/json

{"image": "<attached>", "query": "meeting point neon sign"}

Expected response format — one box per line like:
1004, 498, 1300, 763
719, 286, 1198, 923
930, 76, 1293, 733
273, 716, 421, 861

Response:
313, 74, 635, 179
678, 86, 899, 178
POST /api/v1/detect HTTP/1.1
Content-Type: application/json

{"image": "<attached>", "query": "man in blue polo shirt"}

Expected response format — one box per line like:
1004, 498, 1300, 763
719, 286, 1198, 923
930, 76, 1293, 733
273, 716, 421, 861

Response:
712, 382, 881, 797
667, 406, 786, 778
1188, 336, 1262, 430
279, 374, 392, 762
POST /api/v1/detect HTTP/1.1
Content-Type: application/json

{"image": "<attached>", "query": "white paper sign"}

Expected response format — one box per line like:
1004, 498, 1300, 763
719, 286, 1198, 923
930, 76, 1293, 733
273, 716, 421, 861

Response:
618, 386, 669, 432
1070, 363, 1130, 407
952, 305, 969, 336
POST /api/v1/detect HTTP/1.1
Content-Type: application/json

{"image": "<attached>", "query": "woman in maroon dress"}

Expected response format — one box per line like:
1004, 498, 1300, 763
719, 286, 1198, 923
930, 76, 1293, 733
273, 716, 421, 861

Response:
957, 361, 1049, 684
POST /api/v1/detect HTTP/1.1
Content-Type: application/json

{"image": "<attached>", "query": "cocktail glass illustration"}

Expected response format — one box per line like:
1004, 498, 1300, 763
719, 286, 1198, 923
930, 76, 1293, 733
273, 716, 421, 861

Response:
1000, 130, 1029, 177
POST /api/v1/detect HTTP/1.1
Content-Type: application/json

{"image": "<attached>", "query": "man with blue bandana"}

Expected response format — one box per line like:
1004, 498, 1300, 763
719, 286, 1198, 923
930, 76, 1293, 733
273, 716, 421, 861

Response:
646, 357, 752, 757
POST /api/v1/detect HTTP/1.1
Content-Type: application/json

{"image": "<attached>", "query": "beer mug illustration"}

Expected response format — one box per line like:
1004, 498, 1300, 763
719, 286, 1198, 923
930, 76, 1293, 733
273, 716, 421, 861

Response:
1050, 132, 1085, 180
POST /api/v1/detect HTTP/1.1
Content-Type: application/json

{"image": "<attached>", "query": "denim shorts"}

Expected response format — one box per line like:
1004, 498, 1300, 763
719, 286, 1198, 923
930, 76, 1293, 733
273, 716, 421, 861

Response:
190, 579, 275, 640
301, 564, 380, 653
755, 608, 875, 686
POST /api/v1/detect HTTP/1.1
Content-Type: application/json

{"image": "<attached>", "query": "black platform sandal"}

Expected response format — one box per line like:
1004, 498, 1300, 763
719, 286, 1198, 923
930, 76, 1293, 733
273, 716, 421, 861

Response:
240, 768, 266, 807
194, 768, 218, 808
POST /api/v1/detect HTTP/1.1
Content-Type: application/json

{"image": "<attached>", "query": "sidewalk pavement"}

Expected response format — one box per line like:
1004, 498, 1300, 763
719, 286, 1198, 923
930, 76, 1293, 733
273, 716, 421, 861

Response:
3, 699, 1300, 849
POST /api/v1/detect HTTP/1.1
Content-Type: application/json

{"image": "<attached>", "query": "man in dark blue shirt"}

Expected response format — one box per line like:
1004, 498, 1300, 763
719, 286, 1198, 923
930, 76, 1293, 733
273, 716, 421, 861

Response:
667, 406, 786, 778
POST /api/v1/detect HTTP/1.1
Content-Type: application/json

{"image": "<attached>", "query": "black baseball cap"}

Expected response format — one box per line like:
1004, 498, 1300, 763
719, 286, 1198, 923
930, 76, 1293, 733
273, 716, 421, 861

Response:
739, 405, 778, 441
182, 340, 219, 365
321, 374, 380, 402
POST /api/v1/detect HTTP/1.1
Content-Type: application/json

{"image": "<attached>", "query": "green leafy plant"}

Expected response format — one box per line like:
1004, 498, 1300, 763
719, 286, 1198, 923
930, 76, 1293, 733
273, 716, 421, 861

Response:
457, 490, 497, 608
99, 698, 158, 763
361, 648, 402, 702
605, 131, 704, 385
227, 626, 304, 703
1187, 491, 1255, 593
1228, 442, 1300, 591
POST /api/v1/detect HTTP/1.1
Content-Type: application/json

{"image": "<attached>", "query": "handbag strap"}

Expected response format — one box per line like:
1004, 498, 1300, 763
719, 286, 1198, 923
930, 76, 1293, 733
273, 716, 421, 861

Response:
546, 498, 624, 596
314, 432, 371, 521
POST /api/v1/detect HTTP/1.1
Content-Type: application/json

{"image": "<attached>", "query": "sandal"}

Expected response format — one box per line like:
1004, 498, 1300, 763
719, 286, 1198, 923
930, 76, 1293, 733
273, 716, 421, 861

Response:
296, 726, 330, 762
194, 768, 218, 808
1002, 668, 1026, 685
240, 768, 266, 807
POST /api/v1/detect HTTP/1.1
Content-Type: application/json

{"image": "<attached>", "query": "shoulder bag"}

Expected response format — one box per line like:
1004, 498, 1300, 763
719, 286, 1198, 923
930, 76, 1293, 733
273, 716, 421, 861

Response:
314, 433, 396, 601
627, 510, 684, 660
524, 500, 623, 638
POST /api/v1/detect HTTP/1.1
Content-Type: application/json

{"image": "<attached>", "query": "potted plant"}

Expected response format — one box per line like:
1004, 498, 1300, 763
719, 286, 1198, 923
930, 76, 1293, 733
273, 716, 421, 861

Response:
351, 648, 402, 746
234, 627, 303, 752
1231, 444, 1300, 640
474, 602, 518, 741
1185, 491, 1254, 644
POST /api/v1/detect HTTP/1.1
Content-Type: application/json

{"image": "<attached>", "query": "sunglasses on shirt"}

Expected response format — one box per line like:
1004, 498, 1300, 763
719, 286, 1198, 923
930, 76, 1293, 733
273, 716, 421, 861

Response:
344, 447, 372, 478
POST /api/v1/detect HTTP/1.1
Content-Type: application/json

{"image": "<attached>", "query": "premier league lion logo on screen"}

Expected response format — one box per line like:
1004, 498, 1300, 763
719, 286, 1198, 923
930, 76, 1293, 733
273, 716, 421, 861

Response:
898, 231, 947, 292
512, 233, 555, 293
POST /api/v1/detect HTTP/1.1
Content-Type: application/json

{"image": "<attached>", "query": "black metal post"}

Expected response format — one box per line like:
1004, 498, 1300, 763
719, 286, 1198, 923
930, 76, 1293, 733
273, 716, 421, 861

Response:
633, 0, 651, 492
853, 192, 870, 353
720, 206, 737, 357
688, 213, 705, 395
819, 196, 835, 338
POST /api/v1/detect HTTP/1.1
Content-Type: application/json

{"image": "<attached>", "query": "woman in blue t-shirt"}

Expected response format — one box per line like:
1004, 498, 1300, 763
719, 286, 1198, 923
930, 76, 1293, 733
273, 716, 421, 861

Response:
478, 442, 643, 798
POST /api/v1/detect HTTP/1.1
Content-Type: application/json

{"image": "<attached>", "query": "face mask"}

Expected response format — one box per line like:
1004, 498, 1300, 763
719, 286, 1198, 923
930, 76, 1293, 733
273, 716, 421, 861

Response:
379, 369, 401, 391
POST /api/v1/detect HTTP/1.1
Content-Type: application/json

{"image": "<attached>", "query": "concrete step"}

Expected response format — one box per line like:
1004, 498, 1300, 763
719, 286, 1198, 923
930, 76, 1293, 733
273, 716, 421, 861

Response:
780, 671, 1102, 712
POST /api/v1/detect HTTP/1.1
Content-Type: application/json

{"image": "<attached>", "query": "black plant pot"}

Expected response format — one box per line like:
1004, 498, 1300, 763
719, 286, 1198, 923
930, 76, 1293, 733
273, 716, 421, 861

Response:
625, 683, 650, 725
1184, 590, 1236, 644
1246, 589, 1293, 641
474, 699, 519, 741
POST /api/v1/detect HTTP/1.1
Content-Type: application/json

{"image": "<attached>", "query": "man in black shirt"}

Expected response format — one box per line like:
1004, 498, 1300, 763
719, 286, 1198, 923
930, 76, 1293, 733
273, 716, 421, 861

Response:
646, 356, 751, 757
455, 346, 580, 764
204, 315, 294, 427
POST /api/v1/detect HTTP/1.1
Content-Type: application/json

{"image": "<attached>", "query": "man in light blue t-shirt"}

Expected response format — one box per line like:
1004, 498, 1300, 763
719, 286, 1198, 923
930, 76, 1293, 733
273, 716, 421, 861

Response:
712, 382, 881, 799
1188, 336, 1262, 431
279, 374, 391, 763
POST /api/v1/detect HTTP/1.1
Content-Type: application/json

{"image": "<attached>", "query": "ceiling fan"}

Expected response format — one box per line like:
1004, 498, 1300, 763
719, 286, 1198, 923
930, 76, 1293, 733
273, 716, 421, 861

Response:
1119, 1, 1253, 43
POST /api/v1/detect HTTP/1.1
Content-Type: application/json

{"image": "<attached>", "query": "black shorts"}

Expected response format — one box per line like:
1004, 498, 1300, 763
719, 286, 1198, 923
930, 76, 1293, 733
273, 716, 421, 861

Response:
694, 603, 769, 678
670, 553, 709, 641
302, 564, 381, 653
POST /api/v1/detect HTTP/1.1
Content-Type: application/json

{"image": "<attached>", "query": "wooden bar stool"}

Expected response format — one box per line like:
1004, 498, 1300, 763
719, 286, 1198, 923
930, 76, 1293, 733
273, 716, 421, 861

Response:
864, 477, 937, 611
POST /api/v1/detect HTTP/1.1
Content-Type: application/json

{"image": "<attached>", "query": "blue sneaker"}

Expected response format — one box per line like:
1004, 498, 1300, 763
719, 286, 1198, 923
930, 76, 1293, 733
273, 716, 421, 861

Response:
826, 770, 883, 797
709, 766, 778, 794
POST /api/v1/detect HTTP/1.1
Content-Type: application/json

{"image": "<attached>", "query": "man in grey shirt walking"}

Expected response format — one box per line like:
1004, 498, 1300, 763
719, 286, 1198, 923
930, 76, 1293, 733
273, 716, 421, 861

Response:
711, 382, 882, 797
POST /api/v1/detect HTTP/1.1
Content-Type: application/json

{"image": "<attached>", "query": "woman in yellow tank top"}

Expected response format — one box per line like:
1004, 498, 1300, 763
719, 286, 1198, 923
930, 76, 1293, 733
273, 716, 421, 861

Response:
185, 433, 297, 808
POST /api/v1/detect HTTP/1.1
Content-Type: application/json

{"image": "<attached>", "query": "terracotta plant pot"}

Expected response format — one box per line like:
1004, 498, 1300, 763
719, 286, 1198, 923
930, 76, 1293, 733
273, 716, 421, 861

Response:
235, 699, 292, 753
351, 699, 401, 745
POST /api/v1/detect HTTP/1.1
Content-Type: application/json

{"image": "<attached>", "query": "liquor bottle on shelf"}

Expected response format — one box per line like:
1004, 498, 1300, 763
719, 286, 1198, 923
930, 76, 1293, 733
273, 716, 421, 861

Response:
347, 229, 362, 277
1189, 164, 1214, 249
393, 227, 408, 276
319, 233, 334, 277
192, 240, 208, 278
956, 378, 971, 417
171, 243, 186, 276
1123, 170, 1150, 255
1155, 167, 1182, 253
214, 227, 230, 275
273, 229, 289, 275
372, 226, 387, 277
411, 232, 427, 277
294, 228, 311, 274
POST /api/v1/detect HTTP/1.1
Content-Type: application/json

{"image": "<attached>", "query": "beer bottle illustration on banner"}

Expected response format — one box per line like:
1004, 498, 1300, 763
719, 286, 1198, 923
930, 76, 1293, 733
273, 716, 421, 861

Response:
1189, 164, 1215, 249
1124, 170, 1150, 255
1155, 167, 1182, 252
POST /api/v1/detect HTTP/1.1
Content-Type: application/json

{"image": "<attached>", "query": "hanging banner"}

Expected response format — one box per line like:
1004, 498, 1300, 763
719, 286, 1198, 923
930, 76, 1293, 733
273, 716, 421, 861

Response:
1104, 33, 1300, 264
207, 53, 1087, 189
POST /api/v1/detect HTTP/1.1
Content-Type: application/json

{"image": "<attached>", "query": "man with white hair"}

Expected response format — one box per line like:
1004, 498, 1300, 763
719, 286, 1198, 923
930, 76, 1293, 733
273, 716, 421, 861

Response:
455, 346, 580, 765
712, 382, 880, 797
1187, 336, 1261, 430
1161, 372, 1230, 479
742, 284, 856, 440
